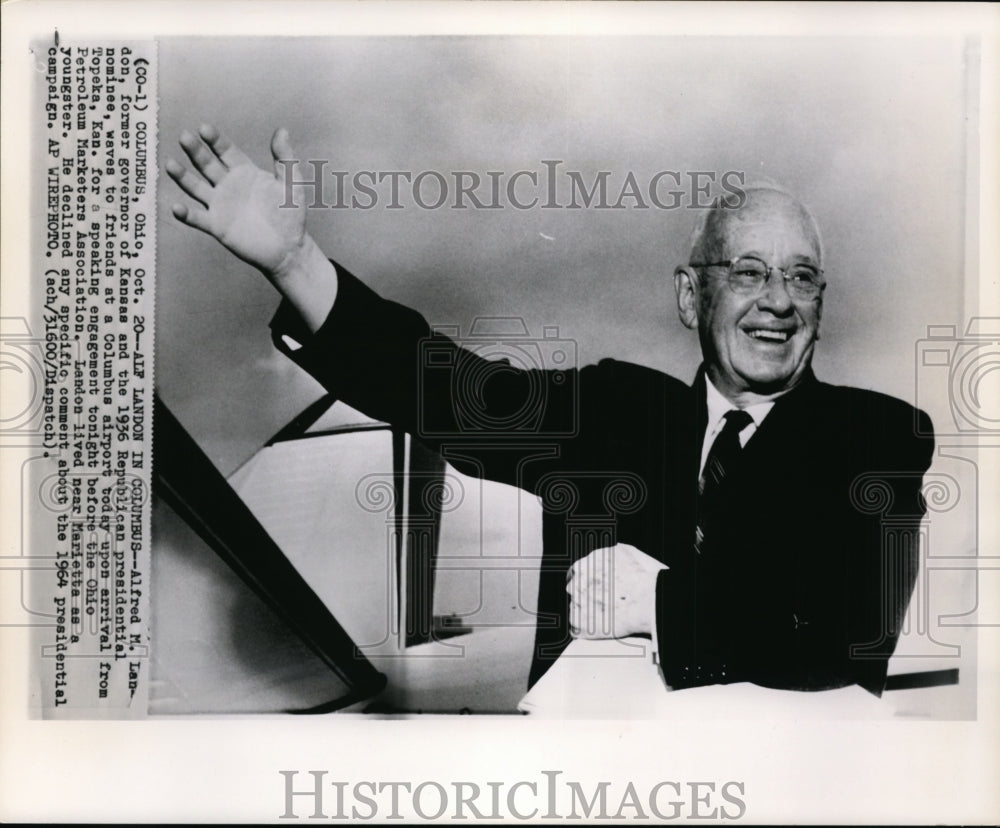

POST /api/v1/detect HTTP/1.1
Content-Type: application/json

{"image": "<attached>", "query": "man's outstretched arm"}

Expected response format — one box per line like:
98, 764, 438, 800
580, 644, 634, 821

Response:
169, 125, 683, 667
166, 123, 338, 333
166, 124, 598, 490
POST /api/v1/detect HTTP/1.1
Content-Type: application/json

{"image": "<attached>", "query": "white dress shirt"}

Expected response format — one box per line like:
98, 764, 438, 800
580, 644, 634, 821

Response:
699, 376, 776, 476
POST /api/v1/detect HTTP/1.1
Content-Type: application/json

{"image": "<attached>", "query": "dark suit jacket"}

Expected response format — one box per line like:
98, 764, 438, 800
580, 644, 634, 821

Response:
272, 264, 935, 696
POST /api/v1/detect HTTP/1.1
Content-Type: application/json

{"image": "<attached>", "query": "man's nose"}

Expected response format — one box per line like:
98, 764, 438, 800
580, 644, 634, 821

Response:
756, 268, 794, 314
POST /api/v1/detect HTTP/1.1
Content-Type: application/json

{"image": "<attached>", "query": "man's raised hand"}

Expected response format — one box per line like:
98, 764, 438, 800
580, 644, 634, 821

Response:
167, 125, 337, 333
166, 124, 309, 281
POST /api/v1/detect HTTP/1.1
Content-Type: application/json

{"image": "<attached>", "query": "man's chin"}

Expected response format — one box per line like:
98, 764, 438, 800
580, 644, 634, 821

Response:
736, 363, 802, 395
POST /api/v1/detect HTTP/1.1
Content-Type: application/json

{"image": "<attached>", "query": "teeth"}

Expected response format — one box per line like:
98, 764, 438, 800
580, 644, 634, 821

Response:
748, 329, 790, 342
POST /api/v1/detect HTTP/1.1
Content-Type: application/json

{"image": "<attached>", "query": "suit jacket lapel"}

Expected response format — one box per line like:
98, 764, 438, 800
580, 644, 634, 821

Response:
738, 369, 820, 465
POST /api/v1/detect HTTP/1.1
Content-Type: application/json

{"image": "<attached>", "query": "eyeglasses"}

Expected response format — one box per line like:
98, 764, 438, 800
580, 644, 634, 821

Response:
689, 256, 826, 301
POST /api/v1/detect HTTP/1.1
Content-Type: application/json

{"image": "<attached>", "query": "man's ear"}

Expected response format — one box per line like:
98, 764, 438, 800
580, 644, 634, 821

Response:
674, 266, 699, 330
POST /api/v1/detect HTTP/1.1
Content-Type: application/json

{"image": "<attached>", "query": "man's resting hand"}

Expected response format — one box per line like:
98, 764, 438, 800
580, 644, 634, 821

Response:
166, 124, 337, 333
566, 543, 667, 639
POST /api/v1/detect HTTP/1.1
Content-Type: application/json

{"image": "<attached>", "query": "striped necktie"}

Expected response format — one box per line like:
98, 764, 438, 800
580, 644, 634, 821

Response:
695, 409, 754, 553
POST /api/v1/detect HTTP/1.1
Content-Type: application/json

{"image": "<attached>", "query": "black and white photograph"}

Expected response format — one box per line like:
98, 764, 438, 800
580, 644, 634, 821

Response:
2, 1, 998, 823
151, 32, 979, 719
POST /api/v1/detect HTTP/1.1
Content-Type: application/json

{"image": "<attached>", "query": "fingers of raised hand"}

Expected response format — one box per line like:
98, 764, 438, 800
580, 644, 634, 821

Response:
198, 123, 252, 169
179, 128, 228, 185
270, 127, 297, 179
169, 201, 210, 234
165, 157, 213, 206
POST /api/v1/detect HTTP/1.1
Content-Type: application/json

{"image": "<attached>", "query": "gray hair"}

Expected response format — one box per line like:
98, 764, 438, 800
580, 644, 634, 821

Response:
687, 181, 824, 264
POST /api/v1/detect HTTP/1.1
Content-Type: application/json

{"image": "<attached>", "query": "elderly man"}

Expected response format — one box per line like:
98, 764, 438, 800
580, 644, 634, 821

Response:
168, 125, 934, 695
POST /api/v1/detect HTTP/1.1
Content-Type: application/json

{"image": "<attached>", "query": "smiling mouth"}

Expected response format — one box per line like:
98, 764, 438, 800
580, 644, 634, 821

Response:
745, 328, 793, 343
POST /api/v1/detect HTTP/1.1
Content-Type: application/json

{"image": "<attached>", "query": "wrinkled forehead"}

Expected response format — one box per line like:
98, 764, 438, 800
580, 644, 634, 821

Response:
691, 189, 823, 264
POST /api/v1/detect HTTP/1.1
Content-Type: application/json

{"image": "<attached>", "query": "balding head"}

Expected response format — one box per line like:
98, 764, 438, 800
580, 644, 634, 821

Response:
689, 186, 823, 267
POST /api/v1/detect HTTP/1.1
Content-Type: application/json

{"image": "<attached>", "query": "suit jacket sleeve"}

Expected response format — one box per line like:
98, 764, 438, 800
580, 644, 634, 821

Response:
268, 261, 603, 493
